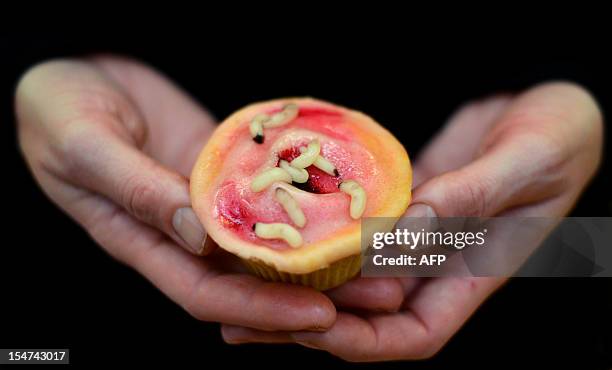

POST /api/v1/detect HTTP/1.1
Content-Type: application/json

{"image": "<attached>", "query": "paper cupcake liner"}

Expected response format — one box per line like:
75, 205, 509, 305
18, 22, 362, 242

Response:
243, 254, 361, 291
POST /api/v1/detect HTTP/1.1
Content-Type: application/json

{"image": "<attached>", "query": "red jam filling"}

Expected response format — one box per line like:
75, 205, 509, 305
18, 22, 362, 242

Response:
277, 147, 341, 194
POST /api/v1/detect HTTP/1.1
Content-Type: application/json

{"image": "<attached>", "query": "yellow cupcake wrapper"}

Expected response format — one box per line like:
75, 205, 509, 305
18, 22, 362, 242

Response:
243, 254, 361, 291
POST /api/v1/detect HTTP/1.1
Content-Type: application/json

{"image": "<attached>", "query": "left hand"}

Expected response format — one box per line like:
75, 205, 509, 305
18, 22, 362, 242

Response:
219, 82, 604, 361
16, 56, 407, 333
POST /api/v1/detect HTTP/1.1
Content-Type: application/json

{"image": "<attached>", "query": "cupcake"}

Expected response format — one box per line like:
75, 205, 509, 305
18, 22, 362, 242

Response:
190, 98, 412, 290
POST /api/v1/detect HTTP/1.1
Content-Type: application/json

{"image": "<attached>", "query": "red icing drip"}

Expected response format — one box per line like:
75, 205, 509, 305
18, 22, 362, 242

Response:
266, 106, 342, 118
297, 107, 343, 118
217, 182, 255, 234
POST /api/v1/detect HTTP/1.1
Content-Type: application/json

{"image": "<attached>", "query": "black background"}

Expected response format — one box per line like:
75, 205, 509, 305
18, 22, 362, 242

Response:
1, 31, 611, 368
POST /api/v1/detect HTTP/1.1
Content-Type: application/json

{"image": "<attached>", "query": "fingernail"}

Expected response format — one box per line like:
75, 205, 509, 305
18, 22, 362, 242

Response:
399, 203, 439, 235
221, 325, 242, 344
223, 334, 246, 345
290, 332, 320, 349
306, 324, 329, 332
172, 207, 207, 255
404, 203, 437, 218
222, 334, 246, 345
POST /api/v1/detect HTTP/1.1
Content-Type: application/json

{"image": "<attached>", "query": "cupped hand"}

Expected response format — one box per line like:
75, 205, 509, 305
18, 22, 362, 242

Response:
220, 82, 604, 361
16, 56, 401, 332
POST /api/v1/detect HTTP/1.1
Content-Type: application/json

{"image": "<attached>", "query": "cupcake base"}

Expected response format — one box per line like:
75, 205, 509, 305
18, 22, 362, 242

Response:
243, 254, 361, 291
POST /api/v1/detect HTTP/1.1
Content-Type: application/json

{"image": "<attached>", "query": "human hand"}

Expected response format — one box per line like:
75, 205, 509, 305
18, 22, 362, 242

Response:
16, 56, 405, 332
220, 82, 604, 361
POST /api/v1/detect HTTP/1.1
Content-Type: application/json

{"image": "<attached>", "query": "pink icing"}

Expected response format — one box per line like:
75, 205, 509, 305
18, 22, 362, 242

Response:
214, 104, 379, 250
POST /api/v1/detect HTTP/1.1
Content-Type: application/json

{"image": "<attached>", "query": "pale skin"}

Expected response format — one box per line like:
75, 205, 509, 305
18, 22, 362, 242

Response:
17, 56, 603, 362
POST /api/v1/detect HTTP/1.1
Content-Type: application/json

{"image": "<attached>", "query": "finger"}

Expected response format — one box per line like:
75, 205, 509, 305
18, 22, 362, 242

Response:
223, 277, 423, 342
306, 277, 504, 361
223, 277, 503, 361
16, 60, 208, 255
42, 173, 337, 331
222, 325, 293, 344
81, 131, 209, 255
325, 278, 405, 312
90, 55, 217, 176
93, 56, 219, 253
90, 56, 220, 252
409, 82, 602, 218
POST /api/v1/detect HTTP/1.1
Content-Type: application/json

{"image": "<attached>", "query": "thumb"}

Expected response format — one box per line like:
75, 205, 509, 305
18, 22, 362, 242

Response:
60, 123, 211, 255
408, 138, 563, 218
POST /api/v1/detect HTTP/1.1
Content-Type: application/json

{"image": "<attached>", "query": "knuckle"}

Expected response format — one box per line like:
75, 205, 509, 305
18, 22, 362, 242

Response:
16, 60, 66, 99
52, 120, 104, 179
496, 113, 568, 163
521, 132, 568, 178
541, 81, 601, 119
15, 59, 116, 178
511, 82, 603, 156
557, 83, 605, 162
55, 120, 93, 158
16, 60, 85, 116
15, 60, 72, 160
120, 171, 162, 224
501, 124, 573, 188
440, 172, 490, 217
